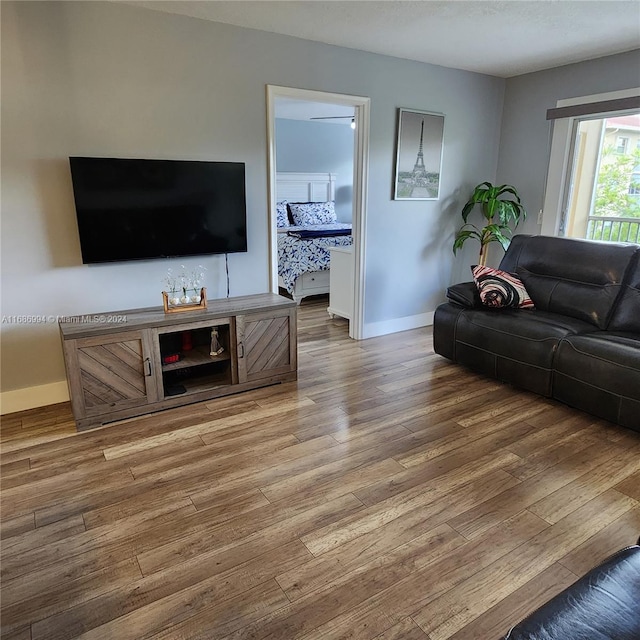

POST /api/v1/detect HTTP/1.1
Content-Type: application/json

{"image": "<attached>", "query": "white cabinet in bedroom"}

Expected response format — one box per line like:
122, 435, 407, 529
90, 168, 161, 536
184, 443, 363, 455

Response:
328, 246, 354, 321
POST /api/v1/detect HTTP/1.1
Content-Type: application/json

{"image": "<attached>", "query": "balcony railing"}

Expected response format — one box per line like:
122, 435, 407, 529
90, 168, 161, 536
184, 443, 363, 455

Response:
586, 216, 640, 243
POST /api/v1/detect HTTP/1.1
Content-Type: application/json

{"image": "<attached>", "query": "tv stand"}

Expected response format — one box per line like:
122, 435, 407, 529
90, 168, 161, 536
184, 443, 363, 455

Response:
59, 293, 297, 430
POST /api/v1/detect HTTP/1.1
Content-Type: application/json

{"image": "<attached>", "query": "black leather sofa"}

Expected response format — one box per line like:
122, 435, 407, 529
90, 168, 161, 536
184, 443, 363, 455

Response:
504, 538, 640, 640
434, 235, 640, 431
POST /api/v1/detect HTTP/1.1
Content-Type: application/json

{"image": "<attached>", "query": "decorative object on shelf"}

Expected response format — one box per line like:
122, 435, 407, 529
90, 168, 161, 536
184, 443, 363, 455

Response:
181, 331, 193, 352
164, 268, 181, 306
162, 264, 208, 313
190, 265, 206, 303
210, 328, 224, 356
162, 288, 207, 313
394, 108, 445, 201
453, 182, 527, 266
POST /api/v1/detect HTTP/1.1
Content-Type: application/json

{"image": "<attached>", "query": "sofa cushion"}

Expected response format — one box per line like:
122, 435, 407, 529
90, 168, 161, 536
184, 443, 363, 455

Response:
499, 235, 638, 329
608, 249, 640, 332
554, 332, 640, 430
454, 308, 595, 396
456, 309, 595, 365
471, 265, 534, 309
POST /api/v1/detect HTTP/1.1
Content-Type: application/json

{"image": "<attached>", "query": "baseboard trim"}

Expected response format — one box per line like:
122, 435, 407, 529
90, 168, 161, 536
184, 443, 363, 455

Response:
1, 381, 69, 415
362, 311, 434, 339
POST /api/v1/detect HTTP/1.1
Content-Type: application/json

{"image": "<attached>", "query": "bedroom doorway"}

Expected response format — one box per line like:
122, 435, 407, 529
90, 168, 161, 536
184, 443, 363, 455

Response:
266, 85, 370, 340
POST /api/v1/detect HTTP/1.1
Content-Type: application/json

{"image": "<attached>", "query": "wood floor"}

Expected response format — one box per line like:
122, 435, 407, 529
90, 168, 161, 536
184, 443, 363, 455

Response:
2, 297, 639, 640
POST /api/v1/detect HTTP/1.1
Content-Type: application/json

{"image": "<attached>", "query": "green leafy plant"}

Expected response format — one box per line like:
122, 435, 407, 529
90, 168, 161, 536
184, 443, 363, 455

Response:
453, 182, 526, 266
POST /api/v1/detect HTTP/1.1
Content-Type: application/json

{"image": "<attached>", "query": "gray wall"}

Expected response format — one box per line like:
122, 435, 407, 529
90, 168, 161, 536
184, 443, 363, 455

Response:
275, 118, 354, 223
1, 1, 505, 393
496, 49, 640, 246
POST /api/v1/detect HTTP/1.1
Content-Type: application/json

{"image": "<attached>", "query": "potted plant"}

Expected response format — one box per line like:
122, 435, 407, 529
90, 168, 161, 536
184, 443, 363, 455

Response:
453, 182, 526, 266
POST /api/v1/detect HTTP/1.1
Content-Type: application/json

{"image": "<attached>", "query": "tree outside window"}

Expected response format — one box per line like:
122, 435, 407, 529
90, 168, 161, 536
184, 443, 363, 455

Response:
593, 145, 640, 219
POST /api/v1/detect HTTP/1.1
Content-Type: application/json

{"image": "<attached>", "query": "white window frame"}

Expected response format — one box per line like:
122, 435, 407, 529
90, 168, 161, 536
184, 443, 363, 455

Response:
541, 88, 640, 237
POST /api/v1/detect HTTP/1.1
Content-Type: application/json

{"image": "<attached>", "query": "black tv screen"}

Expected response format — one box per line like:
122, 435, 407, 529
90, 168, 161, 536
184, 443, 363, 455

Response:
69, 157, 247, 264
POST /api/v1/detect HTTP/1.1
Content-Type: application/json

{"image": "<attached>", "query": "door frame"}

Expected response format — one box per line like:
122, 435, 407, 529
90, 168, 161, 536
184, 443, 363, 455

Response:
266, 85, 370, 340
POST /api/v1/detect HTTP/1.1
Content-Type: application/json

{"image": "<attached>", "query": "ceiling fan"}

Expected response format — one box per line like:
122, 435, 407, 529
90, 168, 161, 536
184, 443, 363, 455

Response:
310, 115, 356, 129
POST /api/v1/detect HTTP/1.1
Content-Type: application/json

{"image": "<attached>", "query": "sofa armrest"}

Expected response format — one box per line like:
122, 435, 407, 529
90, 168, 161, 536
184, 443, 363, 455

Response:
504, 542, 640, 640
446, 282, 481, 308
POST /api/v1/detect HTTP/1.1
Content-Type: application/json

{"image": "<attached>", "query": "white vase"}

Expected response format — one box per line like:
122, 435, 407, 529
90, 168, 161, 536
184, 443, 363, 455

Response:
180, 295, 190, 304
191, 294, 201, 304
169, 295, 181, 306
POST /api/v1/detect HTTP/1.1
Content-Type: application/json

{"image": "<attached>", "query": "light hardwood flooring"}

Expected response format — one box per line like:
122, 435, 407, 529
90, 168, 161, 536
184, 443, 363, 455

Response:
1, 297, 639, 640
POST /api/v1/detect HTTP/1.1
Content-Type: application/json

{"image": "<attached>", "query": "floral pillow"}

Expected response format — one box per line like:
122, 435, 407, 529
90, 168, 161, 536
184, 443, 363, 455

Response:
276, 201, 289, 228
471, 265, 534, 309
288, 201, 337, 226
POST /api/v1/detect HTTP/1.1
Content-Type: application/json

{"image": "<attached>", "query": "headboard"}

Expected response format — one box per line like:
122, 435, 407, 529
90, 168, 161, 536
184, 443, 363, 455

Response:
276, 172, 336, 203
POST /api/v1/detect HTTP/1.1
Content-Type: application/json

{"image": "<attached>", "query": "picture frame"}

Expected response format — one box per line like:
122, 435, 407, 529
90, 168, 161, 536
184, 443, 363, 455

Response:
393, 108, 445, 200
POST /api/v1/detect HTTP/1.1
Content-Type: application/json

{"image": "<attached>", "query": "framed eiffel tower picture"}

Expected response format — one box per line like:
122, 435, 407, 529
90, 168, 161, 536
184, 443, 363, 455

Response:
394, 108, 445, 200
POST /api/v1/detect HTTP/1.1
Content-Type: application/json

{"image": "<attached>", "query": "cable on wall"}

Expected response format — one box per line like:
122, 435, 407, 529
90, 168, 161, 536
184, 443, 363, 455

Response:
225, 253, 230, 298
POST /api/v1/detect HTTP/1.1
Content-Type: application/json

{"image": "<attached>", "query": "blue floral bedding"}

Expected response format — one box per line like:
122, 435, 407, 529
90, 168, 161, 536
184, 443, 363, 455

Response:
278, 224, 353, 294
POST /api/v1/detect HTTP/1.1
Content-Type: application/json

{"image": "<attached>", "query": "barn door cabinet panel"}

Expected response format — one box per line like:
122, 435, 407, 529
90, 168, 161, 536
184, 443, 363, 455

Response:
60, 294, 297, 431
62, 330, 157, 423
236, 308, 297, 384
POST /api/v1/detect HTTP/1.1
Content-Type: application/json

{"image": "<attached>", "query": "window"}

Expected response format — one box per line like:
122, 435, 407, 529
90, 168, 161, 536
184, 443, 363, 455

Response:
564, 116, 640, 242
616, 136, 630, 154
542, 90, 640, 245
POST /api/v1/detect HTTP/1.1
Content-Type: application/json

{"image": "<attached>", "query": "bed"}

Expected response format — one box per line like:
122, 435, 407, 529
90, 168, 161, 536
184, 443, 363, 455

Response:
276, 172, 354, 304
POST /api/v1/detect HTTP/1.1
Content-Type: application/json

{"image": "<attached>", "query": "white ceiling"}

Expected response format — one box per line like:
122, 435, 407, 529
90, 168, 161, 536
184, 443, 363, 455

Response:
128, 0, 640, 78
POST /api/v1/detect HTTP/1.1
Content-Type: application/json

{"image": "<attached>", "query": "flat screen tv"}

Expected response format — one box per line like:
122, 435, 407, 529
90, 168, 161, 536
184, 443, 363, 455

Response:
69, 157, 247, 264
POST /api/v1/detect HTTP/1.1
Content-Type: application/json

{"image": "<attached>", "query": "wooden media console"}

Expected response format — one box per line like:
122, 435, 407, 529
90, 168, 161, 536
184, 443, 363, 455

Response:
59, 293, 297, 430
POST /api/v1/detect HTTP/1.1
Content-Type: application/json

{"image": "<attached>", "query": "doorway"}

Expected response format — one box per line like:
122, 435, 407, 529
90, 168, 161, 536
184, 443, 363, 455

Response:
266, 85, 370, 340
